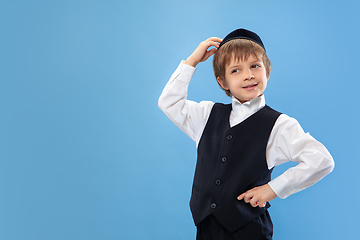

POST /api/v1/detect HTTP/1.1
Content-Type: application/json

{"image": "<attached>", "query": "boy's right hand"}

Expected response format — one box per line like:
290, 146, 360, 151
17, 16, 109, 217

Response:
184, 37, 223, 67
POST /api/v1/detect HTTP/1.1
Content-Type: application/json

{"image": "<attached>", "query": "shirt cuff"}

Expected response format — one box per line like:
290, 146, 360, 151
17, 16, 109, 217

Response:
268, 175, 292, 199
176, 60, 196, 83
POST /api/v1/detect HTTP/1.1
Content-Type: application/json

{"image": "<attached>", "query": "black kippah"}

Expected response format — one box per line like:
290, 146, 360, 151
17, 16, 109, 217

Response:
218, 28, 265, 51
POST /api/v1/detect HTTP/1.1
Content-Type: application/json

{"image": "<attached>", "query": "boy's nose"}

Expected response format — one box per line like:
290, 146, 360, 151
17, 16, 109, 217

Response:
244, 70, 254, 81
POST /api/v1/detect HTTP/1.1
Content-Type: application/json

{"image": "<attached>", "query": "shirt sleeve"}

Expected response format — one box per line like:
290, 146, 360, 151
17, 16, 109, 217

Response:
158, 61, 214, 145
266, 114, 335, 199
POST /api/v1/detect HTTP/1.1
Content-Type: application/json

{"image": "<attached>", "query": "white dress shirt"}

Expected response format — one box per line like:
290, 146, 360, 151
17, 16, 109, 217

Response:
158, 61, 334, 199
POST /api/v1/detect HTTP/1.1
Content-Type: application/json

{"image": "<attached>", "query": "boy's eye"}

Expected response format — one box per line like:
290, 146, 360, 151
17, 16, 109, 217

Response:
231, 69, 239, 73
251, 64, 260, 68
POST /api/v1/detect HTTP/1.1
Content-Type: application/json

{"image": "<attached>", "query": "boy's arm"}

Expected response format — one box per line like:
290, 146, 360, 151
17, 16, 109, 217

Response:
238, 115, 334, 207
266, 115, 334, 199
158, 37, 222, 143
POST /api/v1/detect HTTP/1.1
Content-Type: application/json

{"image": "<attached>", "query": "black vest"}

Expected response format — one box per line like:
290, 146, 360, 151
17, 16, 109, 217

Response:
190, 103, 281, 232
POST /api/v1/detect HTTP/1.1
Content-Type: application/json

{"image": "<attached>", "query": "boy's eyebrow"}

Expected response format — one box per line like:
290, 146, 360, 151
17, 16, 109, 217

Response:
227, 63, 240, 68
227, 60, 262, 68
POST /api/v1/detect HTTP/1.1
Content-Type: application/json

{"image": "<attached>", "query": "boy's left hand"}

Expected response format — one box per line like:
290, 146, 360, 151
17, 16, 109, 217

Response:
237, 184, 277, 208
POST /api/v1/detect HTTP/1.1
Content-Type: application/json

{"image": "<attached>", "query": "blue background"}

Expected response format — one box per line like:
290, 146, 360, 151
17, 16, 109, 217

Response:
1, 0, 359, 239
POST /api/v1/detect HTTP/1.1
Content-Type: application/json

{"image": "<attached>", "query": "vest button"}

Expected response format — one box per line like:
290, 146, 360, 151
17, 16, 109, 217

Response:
221, 157, 227, 163
210, 203, 217, 209
227, 135, 233, 140
215, 180, 221, 185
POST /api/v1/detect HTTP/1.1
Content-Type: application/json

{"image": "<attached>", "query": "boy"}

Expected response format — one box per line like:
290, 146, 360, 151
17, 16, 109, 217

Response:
158, 28, 334, 240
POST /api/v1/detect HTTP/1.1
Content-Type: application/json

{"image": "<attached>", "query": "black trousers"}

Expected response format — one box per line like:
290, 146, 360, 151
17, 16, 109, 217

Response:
196, 212, 273, 240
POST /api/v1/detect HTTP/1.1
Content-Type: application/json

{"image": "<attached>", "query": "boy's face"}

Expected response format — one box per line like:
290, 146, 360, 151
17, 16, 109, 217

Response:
217, 54, 269, 103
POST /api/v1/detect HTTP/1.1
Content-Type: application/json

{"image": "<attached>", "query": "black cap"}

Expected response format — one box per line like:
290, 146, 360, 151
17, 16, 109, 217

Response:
218, 28, 265, 51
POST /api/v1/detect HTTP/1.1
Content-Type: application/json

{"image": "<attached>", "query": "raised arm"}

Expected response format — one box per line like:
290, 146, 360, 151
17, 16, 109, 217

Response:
158, 37, 222, 144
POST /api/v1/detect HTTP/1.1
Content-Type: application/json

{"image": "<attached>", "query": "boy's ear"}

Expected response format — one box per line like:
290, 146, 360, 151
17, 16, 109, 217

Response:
217, 77, 229, 90
267, 67, 271, 81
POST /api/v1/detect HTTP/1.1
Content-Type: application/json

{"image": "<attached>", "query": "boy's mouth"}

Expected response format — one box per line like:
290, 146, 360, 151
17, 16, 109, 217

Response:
243, 83, 258, 90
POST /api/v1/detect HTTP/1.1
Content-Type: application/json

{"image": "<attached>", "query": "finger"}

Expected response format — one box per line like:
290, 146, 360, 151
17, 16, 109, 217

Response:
244, 196, 252, 203
201, 42, 220, 51
250, 198, 261, 207
256, 200, 266, 208
202, 48, 217, 61
202, 38, 222, 48
243, 191, 255, 203
211, 41, 222, 48
250, 201, 258, 207
206, 37, 223, 43
237, 193, 245, 201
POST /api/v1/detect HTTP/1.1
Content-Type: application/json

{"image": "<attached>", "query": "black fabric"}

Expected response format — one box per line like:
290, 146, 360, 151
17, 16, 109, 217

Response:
196, 213, 273, 240
218, 28, 266, 51
190, 103, 281, 232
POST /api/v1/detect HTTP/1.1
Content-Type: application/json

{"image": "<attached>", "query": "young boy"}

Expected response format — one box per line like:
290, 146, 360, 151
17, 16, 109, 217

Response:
158, 28, 334, 240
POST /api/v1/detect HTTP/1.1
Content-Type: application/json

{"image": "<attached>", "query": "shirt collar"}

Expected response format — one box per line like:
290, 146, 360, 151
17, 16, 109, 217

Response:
231, 95, 266, 114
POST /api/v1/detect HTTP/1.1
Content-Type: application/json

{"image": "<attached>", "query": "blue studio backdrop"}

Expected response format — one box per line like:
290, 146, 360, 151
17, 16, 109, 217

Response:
1, 0, 359, 239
